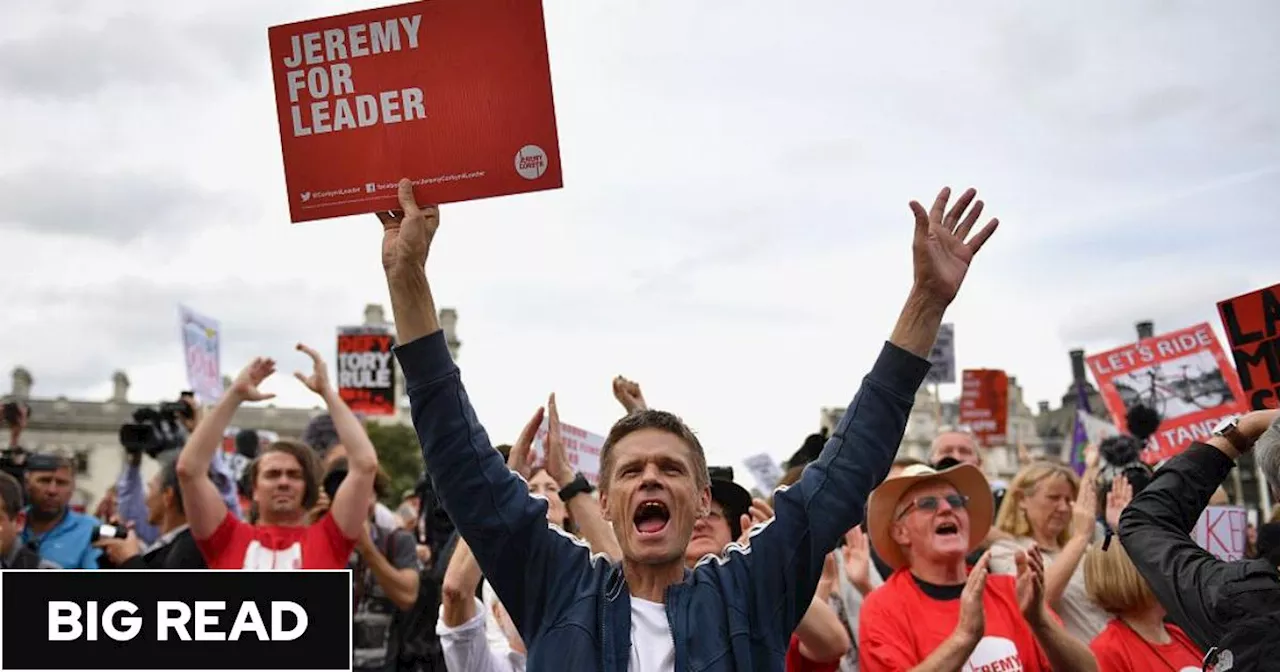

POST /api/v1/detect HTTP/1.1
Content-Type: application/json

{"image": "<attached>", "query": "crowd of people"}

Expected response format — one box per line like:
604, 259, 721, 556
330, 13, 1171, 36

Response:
3, 182, 1280, 671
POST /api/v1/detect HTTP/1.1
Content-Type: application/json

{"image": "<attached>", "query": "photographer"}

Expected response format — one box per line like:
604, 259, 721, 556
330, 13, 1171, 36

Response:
0, 471, 58, 568
116, 394, 242, 546
1, 401, 31, 483
20, 454, 102, 569
94, 456, 206, 569
1118, 409, 1280, 668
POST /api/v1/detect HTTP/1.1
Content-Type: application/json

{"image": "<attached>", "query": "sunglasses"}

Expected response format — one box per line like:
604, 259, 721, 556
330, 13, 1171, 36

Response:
896, 493, 969, 520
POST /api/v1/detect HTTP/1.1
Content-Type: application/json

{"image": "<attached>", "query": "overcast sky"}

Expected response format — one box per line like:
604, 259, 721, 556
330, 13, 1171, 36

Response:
1, 0, 1277, 483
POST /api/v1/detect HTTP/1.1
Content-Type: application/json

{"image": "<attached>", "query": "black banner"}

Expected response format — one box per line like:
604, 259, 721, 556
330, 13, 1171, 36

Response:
0, 570, 351, 670
336, 326, 397, 416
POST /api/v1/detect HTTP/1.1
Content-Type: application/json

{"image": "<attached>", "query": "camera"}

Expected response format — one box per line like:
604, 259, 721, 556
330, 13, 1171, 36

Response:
119, 398, 192, 460
90, 524, 129, 543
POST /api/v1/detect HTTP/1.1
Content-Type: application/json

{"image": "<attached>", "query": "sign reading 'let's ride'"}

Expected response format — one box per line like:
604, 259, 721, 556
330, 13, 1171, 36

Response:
268, 0, 563, 223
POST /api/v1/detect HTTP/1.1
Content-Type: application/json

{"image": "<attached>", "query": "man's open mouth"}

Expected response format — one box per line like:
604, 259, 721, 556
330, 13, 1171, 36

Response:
935, 521, 959, 536
633, 500, 671, 536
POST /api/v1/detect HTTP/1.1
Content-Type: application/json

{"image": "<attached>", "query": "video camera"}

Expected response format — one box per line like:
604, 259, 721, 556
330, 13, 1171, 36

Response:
119, 396, 194, 460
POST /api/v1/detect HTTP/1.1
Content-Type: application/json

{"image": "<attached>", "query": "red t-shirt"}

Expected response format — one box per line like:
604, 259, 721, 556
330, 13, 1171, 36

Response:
196, 510, 355, 570
1089, 619, 1203, 672
859, 569, 1052, 671
786, 634, 842, 672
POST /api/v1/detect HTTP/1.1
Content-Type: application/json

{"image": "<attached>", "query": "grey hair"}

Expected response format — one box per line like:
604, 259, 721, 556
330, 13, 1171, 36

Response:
1253, 415, 1280, 499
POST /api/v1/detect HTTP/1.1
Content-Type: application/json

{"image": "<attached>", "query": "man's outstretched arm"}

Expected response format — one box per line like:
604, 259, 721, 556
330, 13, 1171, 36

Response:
380, 180, 598, 641
176, 358, 278, 539
729, 187, 1000, 641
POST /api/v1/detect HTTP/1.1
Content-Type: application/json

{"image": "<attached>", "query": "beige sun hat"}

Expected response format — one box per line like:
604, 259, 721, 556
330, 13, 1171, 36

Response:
866, 462, 994, 572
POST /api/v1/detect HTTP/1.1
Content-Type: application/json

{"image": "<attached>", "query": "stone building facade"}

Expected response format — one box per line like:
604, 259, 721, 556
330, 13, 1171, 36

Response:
2, 304, 460, 510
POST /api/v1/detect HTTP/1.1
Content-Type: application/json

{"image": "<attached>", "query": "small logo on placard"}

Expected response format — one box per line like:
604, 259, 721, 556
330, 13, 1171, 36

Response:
300, 192, 312, 202
365, 182, 377, 194
515, 145, 548, 180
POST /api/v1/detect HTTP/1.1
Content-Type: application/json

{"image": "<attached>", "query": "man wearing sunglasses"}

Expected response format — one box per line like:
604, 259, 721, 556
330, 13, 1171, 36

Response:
858, 463, 1096, 671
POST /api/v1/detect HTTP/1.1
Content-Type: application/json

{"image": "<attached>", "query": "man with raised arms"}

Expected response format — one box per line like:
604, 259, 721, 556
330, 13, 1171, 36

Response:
380, 180, 998, 670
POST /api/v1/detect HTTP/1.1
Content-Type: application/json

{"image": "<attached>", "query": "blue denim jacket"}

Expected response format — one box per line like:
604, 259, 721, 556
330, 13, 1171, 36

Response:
396, 331, 927, 671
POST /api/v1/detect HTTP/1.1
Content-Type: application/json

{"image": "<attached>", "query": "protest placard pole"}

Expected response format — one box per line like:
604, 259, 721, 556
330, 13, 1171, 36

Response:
1259, 462, 1273, 515
933, 383, 942, 425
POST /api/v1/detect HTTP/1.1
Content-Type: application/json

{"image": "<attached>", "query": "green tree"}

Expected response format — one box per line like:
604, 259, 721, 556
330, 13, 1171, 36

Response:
365, 421, 423, 506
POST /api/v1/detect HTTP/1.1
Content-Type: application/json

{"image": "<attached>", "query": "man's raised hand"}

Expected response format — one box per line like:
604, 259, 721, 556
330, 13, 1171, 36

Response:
377, 179, 440, 277
293, 343, 334, 396
612, 376, 647, 413
506, 406, 546, 480
230, 357, 277, 403
545, 393, 575, 486
909, 187, 999, 305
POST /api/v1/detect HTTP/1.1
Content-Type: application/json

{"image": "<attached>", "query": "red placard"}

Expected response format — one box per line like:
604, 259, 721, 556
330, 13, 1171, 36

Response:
1217, 283, 1280, 410
1086, 322, 1247, 464
959, 369, 1009, 447
268, 0, 562, 223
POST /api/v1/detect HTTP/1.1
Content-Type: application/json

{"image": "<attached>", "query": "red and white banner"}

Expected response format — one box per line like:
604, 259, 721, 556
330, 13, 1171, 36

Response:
1086, 322, 1246, 464
959, 369, 1009, 447
532, 420, 604, 486
1191, 505, 1248, 562
268, 0, 562, 222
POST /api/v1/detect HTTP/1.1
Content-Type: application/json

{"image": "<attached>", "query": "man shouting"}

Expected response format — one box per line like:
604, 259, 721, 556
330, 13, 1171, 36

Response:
379, 180, 998, 670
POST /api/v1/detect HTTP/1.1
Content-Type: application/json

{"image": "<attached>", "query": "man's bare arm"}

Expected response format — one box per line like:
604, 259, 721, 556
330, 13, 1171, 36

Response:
176, 358, 276, 539
378, 181, 441, 346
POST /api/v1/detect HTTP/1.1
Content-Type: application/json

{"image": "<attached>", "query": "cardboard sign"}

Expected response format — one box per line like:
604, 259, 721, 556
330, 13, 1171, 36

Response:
179, 305, 222, 404
1191, 505, 1248, 561
742, 453, 785, 493
959, 369, 1009, 447
268, 0, 563, 222
336, 326, 397, 416
925, 323, 956, 385
532, 419, 604, 486
0, 570, 351, 671
1218, 283, 1280, 410
1086, 322, 1247, 464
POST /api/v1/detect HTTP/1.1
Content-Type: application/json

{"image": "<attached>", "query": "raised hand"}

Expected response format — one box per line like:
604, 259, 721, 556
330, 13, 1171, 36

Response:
293, 343, 333, 396
737, 498, 774, 547
377, 179, 440, 276
908, 187, 999, 304
230, 357, 277, 403
1071, 473, 1099, 540
842, 526, 873, 594
544, 393, 575, 486
956, 549, 991, 643
816, 551, 840, 601
612, 376, 648, 413
506, 406, 546, 480
1015, 545, 1048, 624
1106, 473, 1133, 531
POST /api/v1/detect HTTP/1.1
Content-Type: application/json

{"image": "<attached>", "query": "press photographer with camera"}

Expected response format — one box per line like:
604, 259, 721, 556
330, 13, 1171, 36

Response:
1, 401, 31, 483
116, 392, 243, 546
20, 453, 102, 569
94, 456, 206, 569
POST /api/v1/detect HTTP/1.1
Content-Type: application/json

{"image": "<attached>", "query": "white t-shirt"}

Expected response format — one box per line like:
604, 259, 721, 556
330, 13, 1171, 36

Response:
629, 598, 675, 672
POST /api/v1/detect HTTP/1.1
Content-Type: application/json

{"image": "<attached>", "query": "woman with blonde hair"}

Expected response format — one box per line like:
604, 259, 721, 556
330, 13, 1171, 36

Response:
1084, 539, 1203, 670
990, 457, 1110, 642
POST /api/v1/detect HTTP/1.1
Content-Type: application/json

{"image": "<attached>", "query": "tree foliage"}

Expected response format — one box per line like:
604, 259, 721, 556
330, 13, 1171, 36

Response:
364, 421, 422, 506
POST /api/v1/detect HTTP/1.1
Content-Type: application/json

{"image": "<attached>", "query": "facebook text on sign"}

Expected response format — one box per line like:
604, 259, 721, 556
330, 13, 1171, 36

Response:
0, 569, 352, 671
268, 0, 563, 223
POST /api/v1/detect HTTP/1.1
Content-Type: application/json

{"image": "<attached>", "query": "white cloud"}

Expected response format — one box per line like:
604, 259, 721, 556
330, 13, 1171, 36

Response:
2, 0, 1278, 485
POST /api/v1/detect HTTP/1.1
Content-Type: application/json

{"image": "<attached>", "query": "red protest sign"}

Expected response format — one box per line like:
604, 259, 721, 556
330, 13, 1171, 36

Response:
1217, 283, 1280, 410
337, 327, 397, 416
268, 0, 562, 223
958, 369, 1009, 447
1086, 322, 1247, 464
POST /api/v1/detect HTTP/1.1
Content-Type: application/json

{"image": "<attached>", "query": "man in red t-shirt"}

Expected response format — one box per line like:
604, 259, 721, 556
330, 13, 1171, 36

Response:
177, 344, 378, 570
859, 463, 1097, 671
